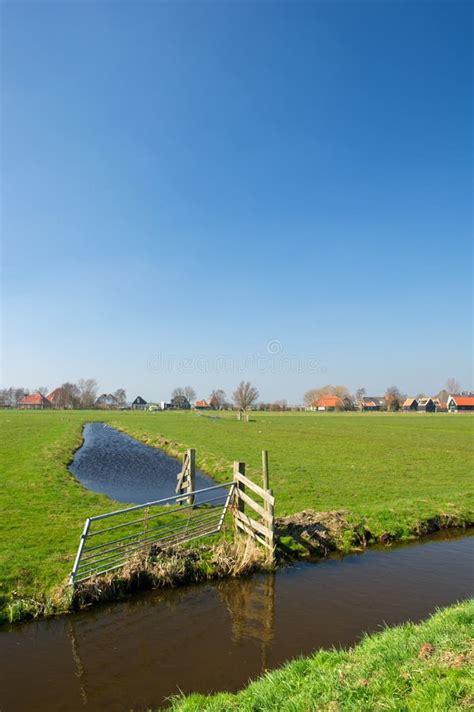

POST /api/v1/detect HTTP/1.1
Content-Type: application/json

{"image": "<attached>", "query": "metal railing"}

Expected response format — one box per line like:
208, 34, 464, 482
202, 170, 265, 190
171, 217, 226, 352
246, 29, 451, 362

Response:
70, 482, 235, 585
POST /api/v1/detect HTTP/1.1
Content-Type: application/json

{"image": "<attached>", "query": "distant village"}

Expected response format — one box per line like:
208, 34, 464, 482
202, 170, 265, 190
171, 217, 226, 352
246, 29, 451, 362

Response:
1, 380, 473, 413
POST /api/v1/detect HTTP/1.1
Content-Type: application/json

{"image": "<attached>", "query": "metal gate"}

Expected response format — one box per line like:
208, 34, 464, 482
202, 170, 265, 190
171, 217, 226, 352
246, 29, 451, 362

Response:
70, 482, 235, 585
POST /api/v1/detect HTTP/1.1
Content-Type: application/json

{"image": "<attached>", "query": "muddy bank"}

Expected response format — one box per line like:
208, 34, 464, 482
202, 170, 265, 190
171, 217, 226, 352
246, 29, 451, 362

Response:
71, 537, 271, 611
275, 509, 473, 558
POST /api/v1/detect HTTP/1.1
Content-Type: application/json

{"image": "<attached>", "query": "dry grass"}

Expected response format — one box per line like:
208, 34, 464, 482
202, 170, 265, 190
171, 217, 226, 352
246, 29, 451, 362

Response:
71, 535, 271, 611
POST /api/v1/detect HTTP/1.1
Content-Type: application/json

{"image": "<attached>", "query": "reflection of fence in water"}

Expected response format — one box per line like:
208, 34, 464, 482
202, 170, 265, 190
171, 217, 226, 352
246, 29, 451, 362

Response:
218, 573, 275, 670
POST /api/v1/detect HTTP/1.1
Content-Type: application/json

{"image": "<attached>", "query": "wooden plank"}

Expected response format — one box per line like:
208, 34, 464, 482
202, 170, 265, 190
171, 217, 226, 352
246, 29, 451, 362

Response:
235, 510, 273, 540
234, 472, 274, 504
236, 519, 273, 551
176, 453, 190, 493
236, 489, 273, 523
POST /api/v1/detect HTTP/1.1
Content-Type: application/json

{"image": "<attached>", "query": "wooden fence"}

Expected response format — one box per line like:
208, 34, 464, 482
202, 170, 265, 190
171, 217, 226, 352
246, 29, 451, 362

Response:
176, 448, 196, 506
232, 450, 275, 559
70, 448, 276, 585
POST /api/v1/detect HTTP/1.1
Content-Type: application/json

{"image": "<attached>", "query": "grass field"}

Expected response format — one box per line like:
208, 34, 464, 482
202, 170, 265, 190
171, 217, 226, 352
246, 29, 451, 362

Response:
169, 599, 474, 711
1, 409, 473, 622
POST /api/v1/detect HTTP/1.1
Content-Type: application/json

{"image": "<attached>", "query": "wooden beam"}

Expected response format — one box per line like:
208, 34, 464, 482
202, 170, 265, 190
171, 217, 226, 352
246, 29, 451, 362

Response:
234, 471, 274, 503
235, 489, 273, 523
235, 519, 273, 551
235, 510, 273, 540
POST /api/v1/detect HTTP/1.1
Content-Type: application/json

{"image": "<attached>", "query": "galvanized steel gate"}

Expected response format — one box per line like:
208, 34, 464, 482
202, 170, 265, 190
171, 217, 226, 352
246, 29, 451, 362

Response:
70, 481, 234, 585
70, 447, 275, 586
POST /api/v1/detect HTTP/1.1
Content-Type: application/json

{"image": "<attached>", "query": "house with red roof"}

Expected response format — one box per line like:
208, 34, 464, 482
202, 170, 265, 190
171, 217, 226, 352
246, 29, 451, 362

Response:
447, 394, 474, 412
195, 399, 210, 409
18, 392, 52, 410
314, 395, 345, 411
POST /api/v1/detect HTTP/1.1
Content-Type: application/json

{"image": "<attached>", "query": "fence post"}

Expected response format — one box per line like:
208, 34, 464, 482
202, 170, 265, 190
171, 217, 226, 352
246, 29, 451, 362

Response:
70, 517, 91, 586
233, 460, 246, 515
187, 448, 196, 507
262, 450, 274, 560
262, 449, 269, 491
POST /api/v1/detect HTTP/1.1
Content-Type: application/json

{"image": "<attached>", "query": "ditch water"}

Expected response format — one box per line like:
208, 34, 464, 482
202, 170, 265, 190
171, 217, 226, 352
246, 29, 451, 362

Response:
69, 422, 224, 504
1, 531, 473, 712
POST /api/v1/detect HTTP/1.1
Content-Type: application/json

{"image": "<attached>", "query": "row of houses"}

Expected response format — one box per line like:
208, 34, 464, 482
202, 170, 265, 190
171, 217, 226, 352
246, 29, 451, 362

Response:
16, 390, 474, 413
311, 394, 474, 412
17, 392, 151, 410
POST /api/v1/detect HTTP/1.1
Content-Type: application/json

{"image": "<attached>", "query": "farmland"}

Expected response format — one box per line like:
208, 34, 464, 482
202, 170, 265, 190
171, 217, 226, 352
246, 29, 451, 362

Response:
1, 409, 473, 622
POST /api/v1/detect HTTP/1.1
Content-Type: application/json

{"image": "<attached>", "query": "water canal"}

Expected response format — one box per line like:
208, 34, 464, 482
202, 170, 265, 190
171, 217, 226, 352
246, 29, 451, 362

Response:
1, 531, 472, 711
69, 422, 224, 504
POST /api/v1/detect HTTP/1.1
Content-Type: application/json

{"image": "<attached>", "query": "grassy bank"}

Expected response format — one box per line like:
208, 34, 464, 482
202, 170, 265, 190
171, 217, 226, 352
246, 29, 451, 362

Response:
1, 409, 473, 622
169, 598, 474, 711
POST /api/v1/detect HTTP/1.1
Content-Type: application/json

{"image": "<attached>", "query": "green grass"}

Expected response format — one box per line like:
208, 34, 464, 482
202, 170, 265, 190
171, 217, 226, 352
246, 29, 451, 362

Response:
0, 410, 119, 621
108, 409, 473, 537
169, 598, 474, 711
1, 409, 473, 622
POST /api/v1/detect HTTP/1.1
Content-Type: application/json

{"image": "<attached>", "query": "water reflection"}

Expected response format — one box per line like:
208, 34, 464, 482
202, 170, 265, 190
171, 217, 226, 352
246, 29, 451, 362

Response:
218, 574, 275, 670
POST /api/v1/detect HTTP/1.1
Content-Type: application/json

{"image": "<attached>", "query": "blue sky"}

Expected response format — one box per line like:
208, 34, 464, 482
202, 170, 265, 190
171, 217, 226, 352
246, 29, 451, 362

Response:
1, 0, 472, 402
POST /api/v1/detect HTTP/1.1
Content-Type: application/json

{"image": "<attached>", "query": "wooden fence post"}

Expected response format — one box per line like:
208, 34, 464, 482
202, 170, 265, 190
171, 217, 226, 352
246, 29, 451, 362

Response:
262, 450, 269, 491
262, 450, 274, 559
233, 461, 246, 515
187, 448, 196, 508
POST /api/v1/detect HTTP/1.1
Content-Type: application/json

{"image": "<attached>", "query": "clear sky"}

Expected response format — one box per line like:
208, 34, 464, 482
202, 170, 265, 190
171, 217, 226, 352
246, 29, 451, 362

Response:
1, 0, 472, 403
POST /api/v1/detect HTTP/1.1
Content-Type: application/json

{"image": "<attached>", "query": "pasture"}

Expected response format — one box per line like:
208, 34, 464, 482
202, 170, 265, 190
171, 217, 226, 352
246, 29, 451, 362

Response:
1, 409, 472, 622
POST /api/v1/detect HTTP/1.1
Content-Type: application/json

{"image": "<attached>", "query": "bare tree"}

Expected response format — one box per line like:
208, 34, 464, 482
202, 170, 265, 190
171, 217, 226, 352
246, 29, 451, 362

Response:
77, 378, 98, 409
355, 387, 366, 402
37, 386, 49, 396
58, 382, 80, 409
183, 386, 196, 403
446, 378, 461, 394
113, 388, 127, 408
233, 381, 259, 411
13, 387, 28, 406
304, 388, 320, 407
385, 385, 402, 411
209, 389, 226, 409
172, 386, 196, 404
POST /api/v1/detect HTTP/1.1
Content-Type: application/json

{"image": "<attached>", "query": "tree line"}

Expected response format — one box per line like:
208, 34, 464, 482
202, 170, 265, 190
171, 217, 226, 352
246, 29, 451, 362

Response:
0, 377, 463, 411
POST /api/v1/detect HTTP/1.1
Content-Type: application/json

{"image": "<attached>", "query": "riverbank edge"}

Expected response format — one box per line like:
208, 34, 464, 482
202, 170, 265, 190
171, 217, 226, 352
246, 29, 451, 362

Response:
4, 517, 473, 627
167, 598, 474, 711
2, 421, 473, 626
